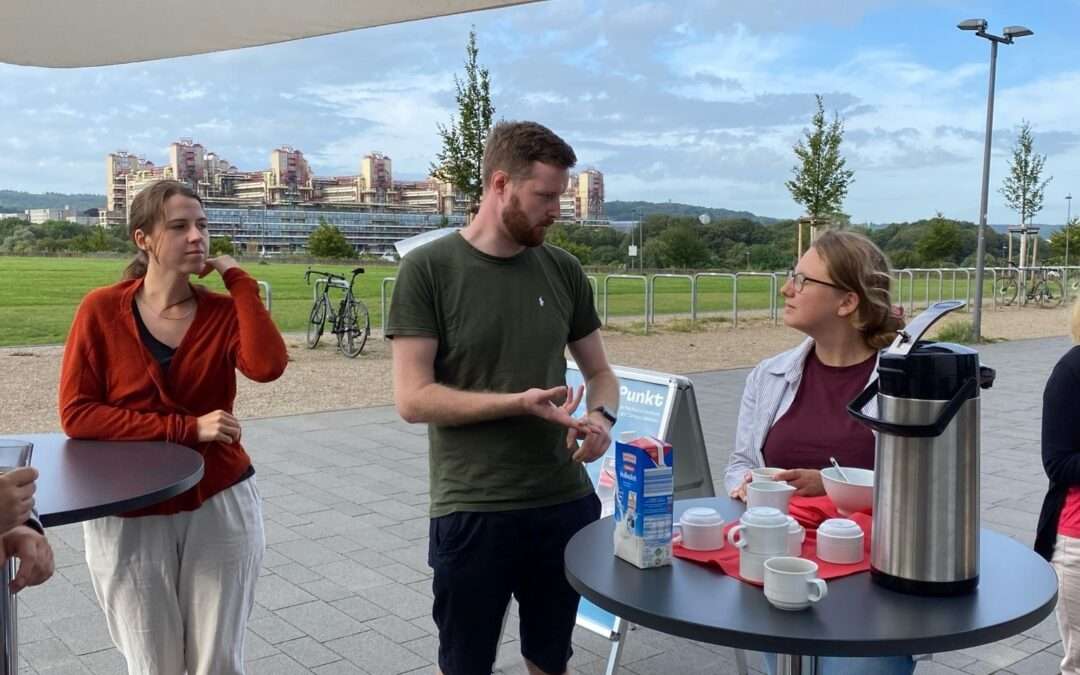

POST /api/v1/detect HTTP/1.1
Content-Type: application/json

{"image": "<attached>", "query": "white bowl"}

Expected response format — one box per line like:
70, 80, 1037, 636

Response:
816, 518, 865, 564
821, 467, 874, 515
675, 507, 726, 551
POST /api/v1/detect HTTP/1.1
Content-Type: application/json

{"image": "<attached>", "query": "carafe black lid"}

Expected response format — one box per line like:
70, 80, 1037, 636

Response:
877, 341, 981, 400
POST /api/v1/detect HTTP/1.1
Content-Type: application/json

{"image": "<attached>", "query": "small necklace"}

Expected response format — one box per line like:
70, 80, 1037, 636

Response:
138, 294, 196, 321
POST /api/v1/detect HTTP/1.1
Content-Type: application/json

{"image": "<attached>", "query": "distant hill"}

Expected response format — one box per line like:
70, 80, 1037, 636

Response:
605, 200, 780, 224
0, 190, 106, 214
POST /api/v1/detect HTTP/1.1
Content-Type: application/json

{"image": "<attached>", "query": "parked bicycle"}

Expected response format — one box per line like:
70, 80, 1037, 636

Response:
304, 267, 371, 357
995, 262, 1064, 308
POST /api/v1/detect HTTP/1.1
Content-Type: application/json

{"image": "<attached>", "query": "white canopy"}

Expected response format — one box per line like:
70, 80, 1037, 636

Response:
0, 0, 540, 67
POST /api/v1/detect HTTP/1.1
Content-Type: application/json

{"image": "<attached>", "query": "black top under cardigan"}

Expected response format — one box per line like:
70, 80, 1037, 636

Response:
1035, 344, 1080, 560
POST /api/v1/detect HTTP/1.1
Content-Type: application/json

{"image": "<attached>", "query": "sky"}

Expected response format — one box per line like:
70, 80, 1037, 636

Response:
1, 0, 1078, 224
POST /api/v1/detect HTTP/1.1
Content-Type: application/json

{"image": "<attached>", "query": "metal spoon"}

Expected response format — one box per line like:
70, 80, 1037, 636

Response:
829, 456, 850, 483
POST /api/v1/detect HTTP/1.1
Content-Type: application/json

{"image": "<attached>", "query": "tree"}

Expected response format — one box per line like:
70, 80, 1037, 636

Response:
916, 214, 962, 264
546, 225, 592, 264
785, 95, 855, 225
307, 222, 355, 259
1000, 120, 1052, 226
210, 236, 235, 256
1048, 218, 1080, 262
71, 226, 112, 253
431, 29, 495, 210
659, 223, 709, 269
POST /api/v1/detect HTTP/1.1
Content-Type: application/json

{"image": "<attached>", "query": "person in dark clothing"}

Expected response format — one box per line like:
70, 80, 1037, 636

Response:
1036, 302, 1080, 674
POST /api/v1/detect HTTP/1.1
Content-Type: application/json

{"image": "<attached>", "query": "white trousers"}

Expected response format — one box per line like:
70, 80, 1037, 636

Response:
1054, 533, 1080, 675
83, 477, 265, 675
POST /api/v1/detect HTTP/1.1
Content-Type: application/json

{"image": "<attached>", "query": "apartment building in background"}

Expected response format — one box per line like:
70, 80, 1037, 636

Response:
103, 138, 605, 254
559, 168, 606, 223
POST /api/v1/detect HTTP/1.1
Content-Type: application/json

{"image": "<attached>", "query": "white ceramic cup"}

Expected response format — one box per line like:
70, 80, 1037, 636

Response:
672, 507, 725, 551
763, 557, 828, 611
746, 481, 796, 514
739, 549, 771, 583
816, 518, 865, 564
727, 507, 789, 556
786, 516, 805, 556
750, 467, 785, 483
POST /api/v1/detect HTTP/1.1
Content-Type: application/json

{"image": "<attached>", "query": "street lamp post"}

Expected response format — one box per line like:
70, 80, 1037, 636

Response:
1066, 193, 1073, 268
639, 213, 645, 273
958, 18, 1033, 341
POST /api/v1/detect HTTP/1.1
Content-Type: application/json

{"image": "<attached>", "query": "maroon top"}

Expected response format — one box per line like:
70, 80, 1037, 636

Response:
762, 348, 877, 471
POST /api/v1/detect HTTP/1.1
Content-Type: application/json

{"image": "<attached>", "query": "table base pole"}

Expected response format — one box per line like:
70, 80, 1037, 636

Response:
776, 654, 818, 675
1, 558, 16, 675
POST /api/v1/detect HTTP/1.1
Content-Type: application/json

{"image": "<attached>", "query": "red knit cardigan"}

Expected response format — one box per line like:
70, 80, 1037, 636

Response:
58, 267, 287, 516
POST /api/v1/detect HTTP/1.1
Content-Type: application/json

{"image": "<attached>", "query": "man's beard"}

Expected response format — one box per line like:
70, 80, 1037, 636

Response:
502, 195, 550, 248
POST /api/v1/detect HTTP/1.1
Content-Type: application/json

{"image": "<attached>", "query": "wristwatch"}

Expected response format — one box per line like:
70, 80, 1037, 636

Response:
590, 405, 617, 427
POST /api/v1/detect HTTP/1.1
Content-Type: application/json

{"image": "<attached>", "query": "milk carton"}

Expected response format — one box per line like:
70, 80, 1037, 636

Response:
613, 433, 674, 568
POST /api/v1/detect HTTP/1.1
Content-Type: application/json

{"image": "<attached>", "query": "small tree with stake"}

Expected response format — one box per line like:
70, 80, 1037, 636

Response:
1000, 120, 1052, 226
431, 29, 495, 213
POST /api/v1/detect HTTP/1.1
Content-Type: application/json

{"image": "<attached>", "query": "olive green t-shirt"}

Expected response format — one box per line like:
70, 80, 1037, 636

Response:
386, 232, 601, 517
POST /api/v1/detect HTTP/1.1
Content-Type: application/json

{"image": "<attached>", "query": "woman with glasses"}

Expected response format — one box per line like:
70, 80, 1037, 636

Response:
723, 230, 913, 675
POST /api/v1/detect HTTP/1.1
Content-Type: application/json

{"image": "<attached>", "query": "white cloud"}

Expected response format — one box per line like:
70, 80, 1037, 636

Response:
175, 86, 206, 100
297, 72, 455, 176
523, 91, 570, 105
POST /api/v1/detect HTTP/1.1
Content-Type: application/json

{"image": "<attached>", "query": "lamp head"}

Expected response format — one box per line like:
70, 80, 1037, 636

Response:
957, 18, 988, 31
1003, 25, 1034, 39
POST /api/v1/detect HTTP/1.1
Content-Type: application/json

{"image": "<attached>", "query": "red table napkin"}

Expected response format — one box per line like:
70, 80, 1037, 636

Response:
672, 496, 872, 586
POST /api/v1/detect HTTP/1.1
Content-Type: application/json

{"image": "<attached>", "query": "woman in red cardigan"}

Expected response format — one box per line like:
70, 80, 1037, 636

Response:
58, 180, 287, 675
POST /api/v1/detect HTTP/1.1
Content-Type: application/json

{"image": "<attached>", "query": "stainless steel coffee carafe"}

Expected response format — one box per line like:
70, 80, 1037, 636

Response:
847, 301, 995, 596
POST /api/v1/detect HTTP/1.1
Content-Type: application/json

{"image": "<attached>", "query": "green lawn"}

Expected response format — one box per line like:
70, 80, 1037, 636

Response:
0, 256, 994, 347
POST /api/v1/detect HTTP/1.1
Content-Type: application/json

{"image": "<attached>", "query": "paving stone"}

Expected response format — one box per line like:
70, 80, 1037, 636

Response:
276, 600, 368, 642
277, 635, 343, 668
244, 629, 281, 662
331, 596, 389, 623
325, 631, 428, 675
363, 615, 428, 643
256, 573, 318, 610
315, 561, 393, 592
76, 648, 125, 675
250, 613, 306, 644
312, 660, 371, 674
1003, 648, 1063, 675
245, 653, 311, 674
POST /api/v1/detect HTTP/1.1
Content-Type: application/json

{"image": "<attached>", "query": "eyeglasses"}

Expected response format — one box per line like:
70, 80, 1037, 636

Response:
786, 269, 846, 293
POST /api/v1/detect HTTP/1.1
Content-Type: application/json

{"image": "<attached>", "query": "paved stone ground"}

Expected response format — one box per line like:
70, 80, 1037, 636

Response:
12, 336, 1071, 674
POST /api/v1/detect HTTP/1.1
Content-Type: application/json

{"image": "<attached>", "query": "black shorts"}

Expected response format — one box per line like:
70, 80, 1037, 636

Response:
428, 492, 601, 675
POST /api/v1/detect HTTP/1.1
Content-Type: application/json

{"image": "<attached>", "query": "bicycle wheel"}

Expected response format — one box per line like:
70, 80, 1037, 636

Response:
996, 276, 1018, 306
1040, 278, 1065, 308
337, 297, 370, 358
306, 297, 328, 348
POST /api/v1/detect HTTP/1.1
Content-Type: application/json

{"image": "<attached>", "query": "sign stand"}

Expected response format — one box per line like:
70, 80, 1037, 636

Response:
564, 363, 719, 674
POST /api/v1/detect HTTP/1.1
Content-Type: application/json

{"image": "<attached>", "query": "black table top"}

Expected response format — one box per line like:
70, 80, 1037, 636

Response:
2, 433, 204, 528
565, 497, 1058, 657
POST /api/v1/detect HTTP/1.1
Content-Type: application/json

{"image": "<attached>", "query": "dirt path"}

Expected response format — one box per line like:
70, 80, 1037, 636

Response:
2, 306, 1070, 434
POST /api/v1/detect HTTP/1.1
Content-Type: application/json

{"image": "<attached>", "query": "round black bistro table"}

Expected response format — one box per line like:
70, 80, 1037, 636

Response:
15, 433, 205, 527
0, 433, 204, 675
565, 498, 1058, 675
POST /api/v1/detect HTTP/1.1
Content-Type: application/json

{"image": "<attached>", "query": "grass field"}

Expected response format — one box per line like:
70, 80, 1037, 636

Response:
0, 256, 997, 347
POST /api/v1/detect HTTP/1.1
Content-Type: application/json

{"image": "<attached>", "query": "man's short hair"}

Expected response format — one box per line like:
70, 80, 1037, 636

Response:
482, 121, 577, 189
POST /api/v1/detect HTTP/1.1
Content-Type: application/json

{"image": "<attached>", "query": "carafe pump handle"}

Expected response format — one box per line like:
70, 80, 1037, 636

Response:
886, 300, 965, 356
846, 377, 978, 438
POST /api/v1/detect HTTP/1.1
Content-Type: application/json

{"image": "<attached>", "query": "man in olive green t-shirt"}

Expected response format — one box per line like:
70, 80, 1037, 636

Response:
387, 121, 619, 675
